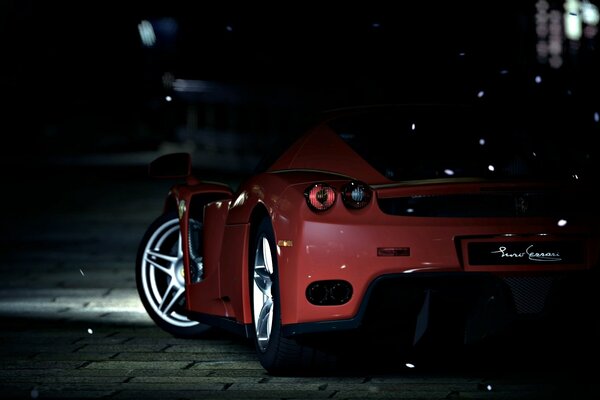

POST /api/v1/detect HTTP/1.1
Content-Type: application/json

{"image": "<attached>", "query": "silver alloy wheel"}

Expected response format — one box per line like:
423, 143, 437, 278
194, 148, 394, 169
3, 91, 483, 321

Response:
253, 234, 274, 352
140, 218, 200, 328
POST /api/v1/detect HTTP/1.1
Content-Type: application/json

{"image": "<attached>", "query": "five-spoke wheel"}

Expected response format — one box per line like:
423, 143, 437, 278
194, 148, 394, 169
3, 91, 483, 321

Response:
136, 211, 210, 337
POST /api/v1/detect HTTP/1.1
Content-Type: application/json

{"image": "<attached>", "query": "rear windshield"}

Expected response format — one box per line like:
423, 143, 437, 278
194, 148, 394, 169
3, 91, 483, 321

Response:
328, 104, 599, 182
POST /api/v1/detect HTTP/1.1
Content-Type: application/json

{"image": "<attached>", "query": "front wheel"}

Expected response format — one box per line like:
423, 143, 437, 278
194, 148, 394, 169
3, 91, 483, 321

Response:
250, 217, 336, 375
136, 211, 210, 338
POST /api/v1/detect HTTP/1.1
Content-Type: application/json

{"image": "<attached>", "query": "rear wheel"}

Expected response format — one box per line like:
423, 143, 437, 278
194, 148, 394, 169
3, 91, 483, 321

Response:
250, 217, 335, 375
136, 211, 210, 338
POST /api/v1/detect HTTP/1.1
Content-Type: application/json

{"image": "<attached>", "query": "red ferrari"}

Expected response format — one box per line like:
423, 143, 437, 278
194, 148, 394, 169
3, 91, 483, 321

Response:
136, 104, 599, 374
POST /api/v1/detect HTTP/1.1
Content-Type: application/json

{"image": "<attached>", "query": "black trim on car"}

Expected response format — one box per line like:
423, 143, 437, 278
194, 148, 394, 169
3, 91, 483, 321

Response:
281, 270, 596, 338
186, 311, 254, 338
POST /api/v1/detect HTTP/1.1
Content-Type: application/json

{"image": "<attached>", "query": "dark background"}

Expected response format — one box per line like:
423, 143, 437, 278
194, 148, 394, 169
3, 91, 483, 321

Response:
1, 0, 599, 174
0, 3, 599, 397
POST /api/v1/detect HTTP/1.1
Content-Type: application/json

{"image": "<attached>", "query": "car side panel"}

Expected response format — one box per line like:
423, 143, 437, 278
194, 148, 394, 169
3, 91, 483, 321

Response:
218, 224, 252, 323
185, 195, 253, 324
186, 199, 230, 316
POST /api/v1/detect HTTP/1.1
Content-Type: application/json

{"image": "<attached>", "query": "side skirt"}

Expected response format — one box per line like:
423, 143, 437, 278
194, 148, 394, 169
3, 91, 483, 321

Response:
187, 311, 253, 338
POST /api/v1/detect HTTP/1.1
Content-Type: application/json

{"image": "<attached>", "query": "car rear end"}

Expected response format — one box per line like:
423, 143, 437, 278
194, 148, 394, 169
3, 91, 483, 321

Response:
277, 104, 600, 348
278, 177, 599, 351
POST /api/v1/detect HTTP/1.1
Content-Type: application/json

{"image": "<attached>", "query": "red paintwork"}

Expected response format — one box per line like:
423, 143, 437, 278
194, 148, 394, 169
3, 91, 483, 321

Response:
167, 112, 600, 330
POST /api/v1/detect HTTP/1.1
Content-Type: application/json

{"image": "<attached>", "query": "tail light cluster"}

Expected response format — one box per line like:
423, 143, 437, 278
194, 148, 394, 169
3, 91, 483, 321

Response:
304, 181, 372, 212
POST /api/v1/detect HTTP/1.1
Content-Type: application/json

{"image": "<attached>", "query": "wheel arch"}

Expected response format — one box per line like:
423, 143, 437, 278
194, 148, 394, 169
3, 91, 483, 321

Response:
237, 203, 272, 325
248, 203, 271, 246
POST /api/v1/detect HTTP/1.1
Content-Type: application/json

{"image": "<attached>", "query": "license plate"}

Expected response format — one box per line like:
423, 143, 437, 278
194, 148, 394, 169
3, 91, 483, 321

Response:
468, 241, 584, 265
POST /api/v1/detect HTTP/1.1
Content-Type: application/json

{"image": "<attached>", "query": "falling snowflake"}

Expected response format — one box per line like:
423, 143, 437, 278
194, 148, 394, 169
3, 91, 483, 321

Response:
557, 219, 567, 227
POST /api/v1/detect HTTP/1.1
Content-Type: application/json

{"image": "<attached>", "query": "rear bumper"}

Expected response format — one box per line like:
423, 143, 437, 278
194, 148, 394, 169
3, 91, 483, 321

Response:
281, 270, 597, 344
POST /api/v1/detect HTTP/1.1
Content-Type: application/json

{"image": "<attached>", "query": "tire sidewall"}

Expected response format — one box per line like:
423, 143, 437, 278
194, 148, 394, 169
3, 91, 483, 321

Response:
250, 217, 284, 369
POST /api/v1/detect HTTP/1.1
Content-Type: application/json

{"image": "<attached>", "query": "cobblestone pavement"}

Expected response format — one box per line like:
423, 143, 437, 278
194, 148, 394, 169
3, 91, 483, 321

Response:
0, 163, 598, 399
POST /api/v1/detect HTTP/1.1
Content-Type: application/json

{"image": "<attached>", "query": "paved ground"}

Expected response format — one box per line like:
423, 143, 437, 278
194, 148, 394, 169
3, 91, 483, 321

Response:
1, 160, 598, 399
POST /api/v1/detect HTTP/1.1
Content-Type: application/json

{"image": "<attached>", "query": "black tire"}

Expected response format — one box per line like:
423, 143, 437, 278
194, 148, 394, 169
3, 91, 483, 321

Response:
250, 217, 336, 375
136, 211, 211, 338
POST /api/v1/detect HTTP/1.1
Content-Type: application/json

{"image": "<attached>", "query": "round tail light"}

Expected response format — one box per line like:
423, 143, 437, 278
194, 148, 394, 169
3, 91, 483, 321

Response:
341, 181, 372, 209
304, 183, 336, 212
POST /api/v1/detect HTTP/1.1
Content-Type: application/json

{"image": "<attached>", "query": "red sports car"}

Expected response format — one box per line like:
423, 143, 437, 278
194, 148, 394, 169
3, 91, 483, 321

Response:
136, 104, 599, 374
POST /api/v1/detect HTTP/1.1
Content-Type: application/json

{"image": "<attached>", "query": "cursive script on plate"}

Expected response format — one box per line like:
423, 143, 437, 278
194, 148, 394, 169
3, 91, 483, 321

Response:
491, 245, 561, 262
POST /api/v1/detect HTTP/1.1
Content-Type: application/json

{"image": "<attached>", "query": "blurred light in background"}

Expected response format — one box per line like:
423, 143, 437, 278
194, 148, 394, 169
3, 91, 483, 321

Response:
536, 0, 599, 68
138, 20, 156, 47
138, 17, 178, 49
564, 0, 583, 40
173, 79, 209, 93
